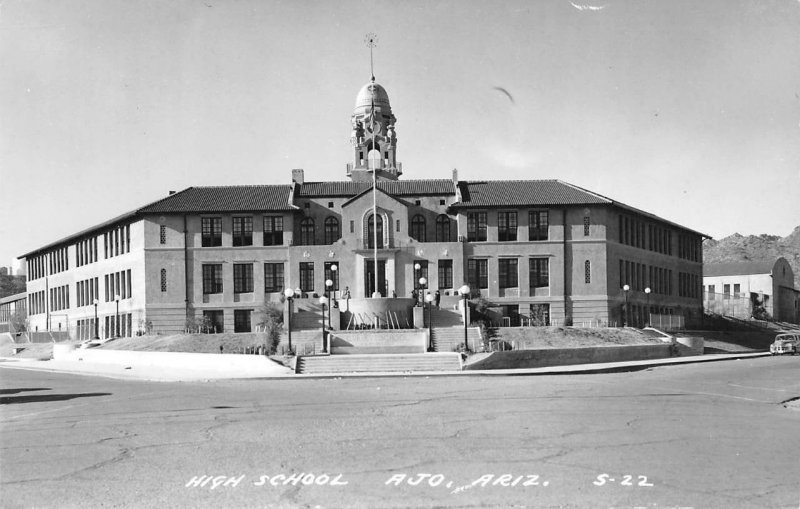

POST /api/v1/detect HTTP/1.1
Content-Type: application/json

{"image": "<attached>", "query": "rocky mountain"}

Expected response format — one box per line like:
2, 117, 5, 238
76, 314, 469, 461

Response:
703, 226, 800, 288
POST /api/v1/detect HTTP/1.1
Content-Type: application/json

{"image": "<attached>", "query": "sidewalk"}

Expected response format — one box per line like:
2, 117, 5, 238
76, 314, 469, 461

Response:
0, 351, 772, 382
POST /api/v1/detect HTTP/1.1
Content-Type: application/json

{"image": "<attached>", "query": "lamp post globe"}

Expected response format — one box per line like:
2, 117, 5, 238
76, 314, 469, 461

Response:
458, 285, 470, 352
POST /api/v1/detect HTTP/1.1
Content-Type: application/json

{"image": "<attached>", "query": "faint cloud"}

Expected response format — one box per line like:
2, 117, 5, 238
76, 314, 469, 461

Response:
568, 1, 608, 11
480, 140, 542, 170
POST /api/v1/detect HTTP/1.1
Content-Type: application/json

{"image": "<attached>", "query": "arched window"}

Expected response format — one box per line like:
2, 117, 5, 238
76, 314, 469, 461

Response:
410, 214, 426, 242
435, 215, 451, 242
324, 217, 340, 245
300, 217, 315, 245
366, 214, 384, 249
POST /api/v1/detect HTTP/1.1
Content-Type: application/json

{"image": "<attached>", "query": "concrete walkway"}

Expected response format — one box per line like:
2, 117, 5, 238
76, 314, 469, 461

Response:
0, 351, 772, 382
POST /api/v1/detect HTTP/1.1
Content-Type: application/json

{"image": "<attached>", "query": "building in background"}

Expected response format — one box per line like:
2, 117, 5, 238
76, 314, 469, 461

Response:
19, 78, 707, 339
703, 258, 799, 323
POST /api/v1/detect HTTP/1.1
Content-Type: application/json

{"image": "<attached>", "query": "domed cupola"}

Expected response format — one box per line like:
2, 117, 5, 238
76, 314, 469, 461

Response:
347, 77, 401, 182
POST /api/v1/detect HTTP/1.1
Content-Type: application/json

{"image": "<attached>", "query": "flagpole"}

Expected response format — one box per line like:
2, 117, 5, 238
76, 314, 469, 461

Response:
366, 33, 379, 298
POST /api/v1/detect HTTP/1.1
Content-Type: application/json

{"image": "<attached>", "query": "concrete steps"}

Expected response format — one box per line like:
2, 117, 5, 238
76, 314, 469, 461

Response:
430, 326, 482, 353
295, 353, 462, 374
428, 308, 464, 328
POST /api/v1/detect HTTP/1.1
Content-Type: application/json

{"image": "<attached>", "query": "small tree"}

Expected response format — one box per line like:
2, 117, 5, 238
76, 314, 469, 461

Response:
259, 302, 284, 354
10, 308, 28, 334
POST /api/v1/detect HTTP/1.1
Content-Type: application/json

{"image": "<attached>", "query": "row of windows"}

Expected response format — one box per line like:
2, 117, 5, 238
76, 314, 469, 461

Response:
200, 309, 253, 333
27, 255, 46, 281
75, 318, 98, 341
678, 272, 701, 298
76, 237, 98, 267
77, 277, 100, 307
466, 257, 556, 291
28, 290, 46, 315
0, 300, 25, 322
104, 313, 133, 339
619, 214, 675, 256
104, 269, 132, 302
201, 262, 342, 295
104, 224, 131, 259
50, 285, 70, 311
202, 216, 288, 247
468, 211, 550, 242
677, 233, 701, 262
619, 259, 673, 296
705, 283, 752, 300
50, 247, 69, 275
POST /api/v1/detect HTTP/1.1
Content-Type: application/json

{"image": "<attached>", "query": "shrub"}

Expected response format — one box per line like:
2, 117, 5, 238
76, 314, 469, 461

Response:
259, 302, 284, 354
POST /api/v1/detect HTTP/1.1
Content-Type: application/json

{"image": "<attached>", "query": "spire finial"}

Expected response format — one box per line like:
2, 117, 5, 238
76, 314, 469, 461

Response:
364, 33, 378, 81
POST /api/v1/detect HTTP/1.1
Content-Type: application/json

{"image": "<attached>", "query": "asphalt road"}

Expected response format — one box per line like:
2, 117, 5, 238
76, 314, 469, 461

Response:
1, 357, 799, 509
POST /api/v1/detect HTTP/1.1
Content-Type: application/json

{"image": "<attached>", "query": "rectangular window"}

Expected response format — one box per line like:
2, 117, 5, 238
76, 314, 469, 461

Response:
263, 216, 284, 246
585, 260, 591, 284
202, 264, 223, 294
497, 211, 518, 242
529, 258, 549, 289
160, 225, 167, 244
468, 259, 488, 289
733, 283, 740, 299
723, 284, 730, 300
467, 212, 487, 242
438, 260, 453, 289
264, 263, 284, 293
584, 216, 590, 236
233, 263, 254, 293
299, 262, 314, 292
203, 310, 224, 333
498, 258, 518, 289
324, 262, 339, 292
234, 309, 252, 333
528, 211, 549, 241
232, 217, 253, 246
201, 217, 222, 247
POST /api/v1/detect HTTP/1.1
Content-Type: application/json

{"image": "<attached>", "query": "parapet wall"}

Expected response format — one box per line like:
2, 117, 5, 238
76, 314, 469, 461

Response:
464, 344, 676, 370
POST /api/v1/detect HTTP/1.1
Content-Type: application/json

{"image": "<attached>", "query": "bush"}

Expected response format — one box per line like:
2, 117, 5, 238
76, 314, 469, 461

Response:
259, 302, 284, 354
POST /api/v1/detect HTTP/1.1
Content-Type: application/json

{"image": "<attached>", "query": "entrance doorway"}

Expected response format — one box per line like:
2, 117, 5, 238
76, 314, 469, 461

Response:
364, 259, 387, 297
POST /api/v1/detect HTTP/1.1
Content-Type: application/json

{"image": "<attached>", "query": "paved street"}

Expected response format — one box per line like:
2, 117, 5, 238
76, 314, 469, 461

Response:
2, 356, 799, 509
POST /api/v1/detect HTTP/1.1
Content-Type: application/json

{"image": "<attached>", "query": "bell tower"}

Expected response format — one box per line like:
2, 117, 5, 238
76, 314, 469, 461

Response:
347, 35, 401, 182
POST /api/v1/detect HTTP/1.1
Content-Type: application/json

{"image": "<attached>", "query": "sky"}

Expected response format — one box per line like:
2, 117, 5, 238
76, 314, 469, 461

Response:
2, 0, 799, 270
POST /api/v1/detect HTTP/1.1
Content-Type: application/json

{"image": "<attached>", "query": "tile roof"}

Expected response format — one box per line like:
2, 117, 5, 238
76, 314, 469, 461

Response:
296, 180, 455, 197
138, 185, 294, 213
704, 261, 777, 277
454, 180, 611, 208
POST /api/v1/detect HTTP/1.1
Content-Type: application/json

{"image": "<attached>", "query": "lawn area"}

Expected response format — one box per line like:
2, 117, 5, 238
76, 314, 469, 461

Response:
487, 326, 668, 349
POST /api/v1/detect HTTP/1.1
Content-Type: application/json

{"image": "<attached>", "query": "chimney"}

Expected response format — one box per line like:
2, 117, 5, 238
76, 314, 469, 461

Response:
291, 168, 304, 185
452, 168, 459, 185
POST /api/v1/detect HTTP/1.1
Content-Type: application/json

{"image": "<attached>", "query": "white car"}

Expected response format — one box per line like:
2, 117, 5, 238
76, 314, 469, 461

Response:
769, 333, 800, 355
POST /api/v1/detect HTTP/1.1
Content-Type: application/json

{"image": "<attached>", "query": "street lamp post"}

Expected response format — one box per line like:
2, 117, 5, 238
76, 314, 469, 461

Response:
318, 295, 327, 353
93, 299, 99, 339
330, 264, 338, 301
459, 285, 470, 352
622, 284, 630, 327
644, 287, 651, 327
414, 263, 421, 304
325, 279, 333, 328
114, 294, 120, 338
283, 288, 295, 354
425, 292, 434, 351
419, 277, 427, 307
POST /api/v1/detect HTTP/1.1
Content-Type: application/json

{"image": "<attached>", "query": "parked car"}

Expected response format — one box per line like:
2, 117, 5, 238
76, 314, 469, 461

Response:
769, 333, 800, 355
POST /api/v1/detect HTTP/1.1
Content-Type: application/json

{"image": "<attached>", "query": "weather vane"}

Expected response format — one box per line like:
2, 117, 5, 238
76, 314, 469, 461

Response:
364, 32, 378, 80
